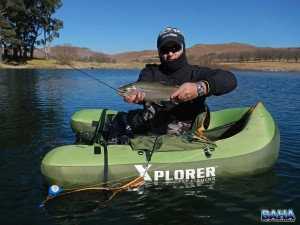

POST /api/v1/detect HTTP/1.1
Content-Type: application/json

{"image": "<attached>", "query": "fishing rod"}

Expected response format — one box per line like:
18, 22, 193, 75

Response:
34, 47, 119, 92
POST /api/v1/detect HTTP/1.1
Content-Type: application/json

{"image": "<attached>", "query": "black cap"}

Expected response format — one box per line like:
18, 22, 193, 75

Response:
157, 27, 185, 49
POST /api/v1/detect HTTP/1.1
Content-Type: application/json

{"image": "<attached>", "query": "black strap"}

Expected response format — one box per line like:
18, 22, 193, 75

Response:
121, 112, 133, 137
148, 136, 159, 162
103, 142, 108, 187
215, 106, 255, 140
91, 109, 108, 143
203, 103, 210, 130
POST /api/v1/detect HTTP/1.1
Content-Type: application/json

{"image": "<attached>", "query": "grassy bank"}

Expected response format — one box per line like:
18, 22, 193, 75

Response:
1, 58, 300, 72
0, 59, 145, 69
216, 61, 300, 72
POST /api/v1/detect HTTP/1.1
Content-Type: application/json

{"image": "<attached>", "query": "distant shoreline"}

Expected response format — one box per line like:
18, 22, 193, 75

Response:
1, 59, 300, 72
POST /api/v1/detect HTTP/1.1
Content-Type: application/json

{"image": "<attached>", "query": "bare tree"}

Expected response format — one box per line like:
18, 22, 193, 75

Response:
291, 48, 300, 63
51, 44, 78, 64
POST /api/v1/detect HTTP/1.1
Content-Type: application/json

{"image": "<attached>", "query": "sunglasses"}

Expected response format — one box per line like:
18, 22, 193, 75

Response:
159, 44, 182, 54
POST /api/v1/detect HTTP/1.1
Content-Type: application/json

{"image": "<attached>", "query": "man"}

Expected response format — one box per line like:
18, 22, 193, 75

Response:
121, 27, 237, 136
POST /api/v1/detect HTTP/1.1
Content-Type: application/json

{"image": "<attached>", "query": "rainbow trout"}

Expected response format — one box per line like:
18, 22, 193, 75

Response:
118, 82, 179, 103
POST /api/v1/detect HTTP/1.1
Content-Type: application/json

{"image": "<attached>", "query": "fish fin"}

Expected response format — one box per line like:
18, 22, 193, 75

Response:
154, 101, 164, 106
171, 98, 180, 105
154, 99, 180, 106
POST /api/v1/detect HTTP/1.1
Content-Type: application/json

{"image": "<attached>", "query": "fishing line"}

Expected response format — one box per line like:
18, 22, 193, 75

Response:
34, 47, 119, 92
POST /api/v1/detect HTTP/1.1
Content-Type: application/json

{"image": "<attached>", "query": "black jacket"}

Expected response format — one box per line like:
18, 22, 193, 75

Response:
129, 63, 237, 134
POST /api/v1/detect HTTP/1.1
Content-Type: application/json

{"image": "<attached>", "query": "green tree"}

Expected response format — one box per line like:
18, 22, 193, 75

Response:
33, 0, 63, 59
1, 3, 15, 58
0, 0, 63, 60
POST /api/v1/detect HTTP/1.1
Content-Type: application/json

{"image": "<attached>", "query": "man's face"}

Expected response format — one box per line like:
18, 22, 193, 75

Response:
159, 41, 183, 62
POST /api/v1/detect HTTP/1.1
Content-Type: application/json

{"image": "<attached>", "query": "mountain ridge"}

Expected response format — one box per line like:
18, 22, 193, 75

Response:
35, 42, 298, 65
112, 42, 263, 63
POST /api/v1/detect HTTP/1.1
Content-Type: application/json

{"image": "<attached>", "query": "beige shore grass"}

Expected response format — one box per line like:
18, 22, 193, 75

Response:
218, 61, 300, 72
1, 59, 300, 72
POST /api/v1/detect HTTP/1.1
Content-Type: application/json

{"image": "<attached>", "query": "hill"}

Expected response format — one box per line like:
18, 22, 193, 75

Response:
186, 42, 258, 56
34, 43, 262, 63
111, 50, 158, 63
110, 43, 261, 63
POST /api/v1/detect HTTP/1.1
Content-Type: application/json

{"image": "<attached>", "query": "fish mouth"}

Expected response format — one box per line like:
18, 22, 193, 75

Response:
117, 89, 126, 96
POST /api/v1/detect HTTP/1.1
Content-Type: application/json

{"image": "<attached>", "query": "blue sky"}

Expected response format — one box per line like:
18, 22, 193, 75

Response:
51, 0, 300, 54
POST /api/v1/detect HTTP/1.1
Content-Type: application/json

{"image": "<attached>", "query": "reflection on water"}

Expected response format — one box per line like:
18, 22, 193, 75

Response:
0, 69, 299, 224
41, 173, 280, 224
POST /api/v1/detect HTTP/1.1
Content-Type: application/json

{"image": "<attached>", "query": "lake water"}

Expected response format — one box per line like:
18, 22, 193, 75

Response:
0, 69, 299, 224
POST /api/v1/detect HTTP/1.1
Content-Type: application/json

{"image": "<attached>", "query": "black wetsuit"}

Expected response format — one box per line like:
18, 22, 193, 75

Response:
128, 48, 237, 135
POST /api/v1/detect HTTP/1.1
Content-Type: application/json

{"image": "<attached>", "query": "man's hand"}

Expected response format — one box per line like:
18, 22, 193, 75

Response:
171, 82, 206, 102
124, 89, 145, 104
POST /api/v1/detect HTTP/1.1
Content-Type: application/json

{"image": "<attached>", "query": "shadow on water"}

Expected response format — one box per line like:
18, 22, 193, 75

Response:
0, 69, 66, 148
0, 69, 89, 224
